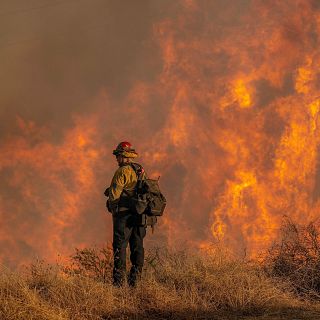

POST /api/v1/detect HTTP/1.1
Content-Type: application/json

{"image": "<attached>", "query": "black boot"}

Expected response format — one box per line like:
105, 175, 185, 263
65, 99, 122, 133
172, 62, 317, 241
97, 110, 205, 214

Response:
128, 265, 142, 287
113, 267, 126, 287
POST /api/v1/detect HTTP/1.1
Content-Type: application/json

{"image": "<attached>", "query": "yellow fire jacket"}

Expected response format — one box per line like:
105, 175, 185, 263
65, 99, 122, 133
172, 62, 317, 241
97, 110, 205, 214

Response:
108, 164, 137, 212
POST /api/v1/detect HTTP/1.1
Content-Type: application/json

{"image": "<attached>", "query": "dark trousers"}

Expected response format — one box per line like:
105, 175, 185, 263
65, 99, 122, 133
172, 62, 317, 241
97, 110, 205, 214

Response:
112, 211, 146, 286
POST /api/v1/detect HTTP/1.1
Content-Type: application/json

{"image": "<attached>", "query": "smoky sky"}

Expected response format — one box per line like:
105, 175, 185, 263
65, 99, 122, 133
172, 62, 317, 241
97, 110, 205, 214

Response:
0, 0, 174, 140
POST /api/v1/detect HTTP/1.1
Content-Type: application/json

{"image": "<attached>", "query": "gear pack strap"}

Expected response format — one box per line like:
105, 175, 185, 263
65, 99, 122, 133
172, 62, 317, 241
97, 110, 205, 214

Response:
121, 163, 144, 197
129, 163, 144, 179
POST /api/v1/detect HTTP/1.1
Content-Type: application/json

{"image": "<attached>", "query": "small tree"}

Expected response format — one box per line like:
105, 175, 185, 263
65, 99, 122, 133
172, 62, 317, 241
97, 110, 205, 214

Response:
65, 246, 113, 283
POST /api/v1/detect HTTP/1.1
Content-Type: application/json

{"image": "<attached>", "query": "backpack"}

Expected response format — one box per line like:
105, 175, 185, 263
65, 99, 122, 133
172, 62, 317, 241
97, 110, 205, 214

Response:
129, 163, 166, 228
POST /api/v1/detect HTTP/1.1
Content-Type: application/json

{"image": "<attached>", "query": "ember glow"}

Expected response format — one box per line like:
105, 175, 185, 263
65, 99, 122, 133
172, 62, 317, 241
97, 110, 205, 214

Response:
0, 0, 320, 265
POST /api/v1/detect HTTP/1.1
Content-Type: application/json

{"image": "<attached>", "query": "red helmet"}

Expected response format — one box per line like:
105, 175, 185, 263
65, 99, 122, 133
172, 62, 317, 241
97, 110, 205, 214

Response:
112, 141, 138, 157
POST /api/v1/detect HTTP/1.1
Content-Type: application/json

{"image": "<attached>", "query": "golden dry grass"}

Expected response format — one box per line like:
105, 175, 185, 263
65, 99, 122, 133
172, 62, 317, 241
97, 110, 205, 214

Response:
0, 246, 319, 320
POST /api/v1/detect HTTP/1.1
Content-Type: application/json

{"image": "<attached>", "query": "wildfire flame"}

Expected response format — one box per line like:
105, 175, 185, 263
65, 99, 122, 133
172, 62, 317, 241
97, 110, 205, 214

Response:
1, 0, 320, 265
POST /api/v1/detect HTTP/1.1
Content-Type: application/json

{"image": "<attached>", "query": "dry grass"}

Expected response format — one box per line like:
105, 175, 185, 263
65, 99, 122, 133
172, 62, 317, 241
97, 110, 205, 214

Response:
0, 243, 319, 320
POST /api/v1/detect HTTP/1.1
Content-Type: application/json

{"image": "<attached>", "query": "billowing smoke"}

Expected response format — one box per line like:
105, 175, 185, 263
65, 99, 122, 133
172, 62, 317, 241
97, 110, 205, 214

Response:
0, 0, 320, 266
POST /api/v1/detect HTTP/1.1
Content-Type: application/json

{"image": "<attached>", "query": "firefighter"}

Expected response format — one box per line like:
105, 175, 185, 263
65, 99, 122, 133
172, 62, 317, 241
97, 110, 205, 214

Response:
105, 141, 146, 287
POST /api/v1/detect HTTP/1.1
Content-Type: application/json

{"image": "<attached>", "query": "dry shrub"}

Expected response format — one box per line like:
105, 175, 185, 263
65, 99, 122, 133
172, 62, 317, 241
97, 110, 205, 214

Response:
64, 246, 113, 283
0, 245, 313, 319
264, 218, 320, 300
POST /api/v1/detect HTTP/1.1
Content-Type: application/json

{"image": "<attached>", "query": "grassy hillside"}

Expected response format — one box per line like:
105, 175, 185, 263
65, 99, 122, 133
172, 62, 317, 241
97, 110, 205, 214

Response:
1, 221, 320, 319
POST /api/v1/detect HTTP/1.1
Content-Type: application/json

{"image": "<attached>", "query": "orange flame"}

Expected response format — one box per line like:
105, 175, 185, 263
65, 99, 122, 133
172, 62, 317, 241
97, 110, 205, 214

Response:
1, 0, 320, 264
